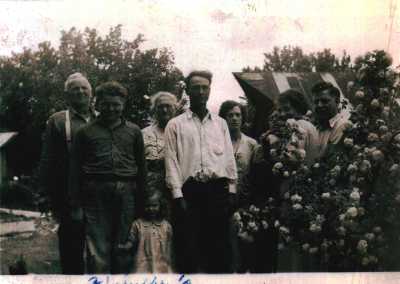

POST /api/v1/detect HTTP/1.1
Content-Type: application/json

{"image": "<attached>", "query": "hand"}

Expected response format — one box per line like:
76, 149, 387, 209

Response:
174, 197, 187, 216
70, 207, 84, 223
118, 242, 133, 251
36, 196, 50, 214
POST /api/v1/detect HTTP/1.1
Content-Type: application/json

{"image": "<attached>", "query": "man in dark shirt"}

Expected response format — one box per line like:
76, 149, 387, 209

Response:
39, 72, 95, 274
69, 81, 146, 273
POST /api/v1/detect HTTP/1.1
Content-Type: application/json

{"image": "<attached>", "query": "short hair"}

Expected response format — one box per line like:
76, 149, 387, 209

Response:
143, 189, 167, 219
95, 81, 128, 101
150, 91, 177, 112
278, 89, 311, 115
64, 72, 91, 92
185, 70, 213, 87
311, 81, 340, 103
218, 100, 247, 122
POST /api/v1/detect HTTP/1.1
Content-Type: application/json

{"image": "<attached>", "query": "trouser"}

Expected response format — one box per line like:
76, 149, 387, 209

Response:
174, 178, 231, 273
82, 179, 136, 274
58, 216, 85, 274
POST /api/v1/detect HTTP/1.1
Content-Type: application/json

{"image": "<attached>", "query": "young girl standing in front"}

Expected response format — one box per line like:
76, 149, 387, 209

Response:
119, 191, 174, 273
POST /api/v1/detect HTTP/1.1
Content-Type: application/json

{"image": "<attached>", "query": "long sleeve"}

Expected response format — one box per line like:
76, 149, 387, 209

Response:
164, 120, 184, 199
68, 128, 84, 208
134, 128, 147, 194
221, 120, 238, 194
38, 118, 57, 199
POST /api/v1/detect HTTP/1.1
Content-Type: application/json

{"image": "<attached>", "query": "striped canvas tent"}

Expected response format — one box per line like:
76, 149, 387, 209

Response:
233, 71, 355, 138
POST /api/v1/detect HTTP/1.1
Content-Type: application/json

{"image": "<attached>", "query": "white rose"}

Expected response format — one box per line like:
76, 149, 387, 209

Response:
284, 192, 290, 199
350, 191, 361, 201
292, 203, 303, 210
283, 171, 290, 178
262, 221, 269, 230
321, 192, 330, 199
346, 207, 358, 218
309, 247, 319, 254
355, 90, 364, 98
313, 163, 320, 169
279, 226, 290, 234
359, 160, 371, 173
339, 214, 346, 221
371, 150, 384, 162
270, 149, 278, 157
373, 226, 382, 234
232, 212, 241, 222
309, 223, 321, 233
357, 239, 368, 253
379, 125, 389, 133
274, 220, 280, 228
267, 134, 280, 146
337, 226, 346, 236
338, 239, 345, 247
316, 214, 325, 223
365, 233, 375, 241
368, 133, 379, 142
390, 164, 399, 172
347, 164, 358, 173
344, 138, 354, 147
290, 194, 302, 203
370, 99, 380, 108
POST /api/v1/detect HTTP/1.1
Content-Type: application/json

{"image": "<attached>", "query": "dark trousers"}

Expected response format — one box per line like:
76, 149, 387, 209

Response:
82, 180, 136, 274
174, 178, 231, 273
58, 216, 85, 274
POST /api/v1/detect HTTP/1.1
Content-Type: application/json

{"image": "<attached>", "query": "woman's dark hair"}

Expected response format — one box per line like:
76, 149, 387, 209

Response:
218, 100, 247, 122
95, 81, 128, 101
278, 89, 311, 115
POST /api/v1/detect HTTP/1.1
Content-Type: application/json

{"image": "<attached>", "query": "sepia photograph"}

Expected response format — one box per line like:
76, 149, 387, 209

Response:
0, 0, 400, 283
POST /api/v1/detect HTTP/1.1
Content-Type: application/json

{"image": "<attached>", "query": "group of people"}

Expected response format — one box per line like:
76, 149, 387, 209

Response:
39, 70, 351, 274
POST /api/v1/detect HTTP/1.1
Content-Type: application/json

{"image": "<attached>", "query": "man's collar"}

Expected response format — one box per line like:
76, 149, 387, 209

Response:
95, 117, 126, 130
185, 109, 212, 121
68, 107, 96, 122
328, 112, 343, 129
316, 112, 342, 130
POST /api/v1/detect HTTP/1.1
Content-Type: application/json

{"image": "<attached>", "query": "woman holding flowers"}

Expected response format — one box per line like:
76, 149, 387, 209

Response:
219, 100, 259, 272
246, 88, 318, 272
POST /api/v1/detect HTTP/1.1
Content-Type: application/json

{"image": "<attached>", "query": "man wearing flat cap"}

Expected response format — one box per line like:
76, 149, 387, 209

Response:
164, 70, 238, 273
39, 72, 96, 274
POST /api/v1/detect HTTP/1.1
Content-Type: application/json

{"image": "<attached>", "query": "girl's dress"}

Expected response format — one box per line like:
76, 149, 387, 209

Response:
129, 218, 174, 273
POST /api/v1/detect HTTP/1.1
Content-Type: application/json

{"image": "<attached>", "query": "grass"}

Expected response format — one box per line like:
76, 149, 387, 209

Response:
0, 216, 61, 274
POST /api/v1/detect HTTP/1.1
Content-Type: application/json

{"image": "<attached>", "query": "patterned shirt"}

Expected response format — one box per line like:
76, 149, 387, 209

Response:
142, 123, 165, 161
129, 218, 174, 273
164, 110, 238, 199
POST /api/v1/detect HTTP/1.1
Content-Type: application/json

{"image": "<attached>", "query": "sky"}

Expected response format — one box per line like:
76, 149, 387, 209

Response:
0, 0, 399, 112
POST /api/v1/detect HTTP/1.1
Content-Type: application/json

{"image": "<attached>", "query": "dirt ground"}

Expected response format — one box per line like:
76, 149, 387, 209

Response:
0, 214, 61, 274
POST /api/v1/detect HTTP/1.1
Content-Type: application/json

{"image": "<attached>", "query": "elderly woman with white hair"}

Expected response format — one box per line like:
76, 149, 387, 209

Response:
141, 92, 178, 212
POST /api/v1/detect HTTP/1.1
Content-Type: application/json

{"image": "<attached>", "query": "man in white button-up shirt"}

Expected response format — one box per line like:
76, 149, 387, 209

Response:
164, 70, 237, 273
312, 81, 352, 159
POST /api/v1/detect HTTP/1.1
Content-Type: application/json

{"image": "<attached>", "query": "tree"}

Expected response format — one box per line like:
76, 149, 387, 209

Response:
243, 46, 353, 73
0, 25, 183, 176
